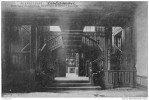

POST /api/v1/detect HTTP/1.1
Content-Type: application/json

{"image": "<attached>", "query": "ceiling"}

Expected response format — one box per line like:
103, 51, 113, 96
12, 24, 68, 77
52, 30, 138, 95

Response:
2, 1, 139, 30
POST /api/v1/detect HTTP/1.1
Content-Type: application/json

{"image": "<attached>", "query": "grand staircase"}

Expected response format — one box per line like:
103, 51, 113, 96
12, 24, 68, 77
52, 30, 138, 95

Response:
47, 30, 103, 53
43, 30, 103, 91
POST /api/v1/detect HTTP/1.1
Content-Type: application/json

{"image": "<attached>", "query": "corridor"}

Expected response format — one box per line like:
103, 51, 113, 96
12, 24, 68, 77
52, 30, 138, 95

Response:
1, 1, 148, 98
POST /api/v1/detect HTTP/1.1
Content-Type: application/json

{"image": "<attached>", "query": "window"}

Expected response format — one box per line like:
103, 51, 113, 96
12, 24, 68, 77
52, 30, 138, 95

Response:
83, 26, 95, 32
49, 26, 61, 32
114, 31, 122, 50
112, 27, 123, 53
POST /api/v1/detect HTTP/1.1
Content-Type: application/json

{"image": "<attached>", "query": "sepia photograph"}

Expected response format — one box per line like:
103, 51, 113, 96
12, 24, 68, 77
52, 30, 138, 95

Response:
1, 1, 148, 98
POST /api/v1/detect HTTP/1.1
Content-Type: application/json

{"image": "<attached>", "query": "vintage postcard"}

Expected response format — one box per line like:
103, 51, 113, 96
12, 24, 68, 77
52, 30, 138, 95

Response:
1, 1, 148, 98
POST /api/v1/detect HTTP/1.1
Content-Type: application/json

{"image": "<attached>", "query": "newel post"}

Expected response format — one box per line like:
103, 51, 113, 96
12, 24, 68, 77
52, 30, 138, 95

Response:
104, 26, 113, 89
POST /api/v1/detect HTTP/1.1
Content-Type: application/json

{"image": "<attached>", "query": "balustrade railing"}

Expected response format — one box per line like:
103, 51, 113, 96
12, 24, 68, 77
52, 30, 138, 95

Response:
11, 52, 30, 68
105, 70, 136, 88
47, 35, 64, 51
82, 34, 103, 52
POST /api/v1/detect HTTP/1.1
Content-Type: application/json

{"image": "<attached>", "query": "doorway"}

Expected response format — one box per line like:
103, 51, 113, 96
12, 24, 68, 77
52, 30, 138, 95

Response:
66, 52, 79, 77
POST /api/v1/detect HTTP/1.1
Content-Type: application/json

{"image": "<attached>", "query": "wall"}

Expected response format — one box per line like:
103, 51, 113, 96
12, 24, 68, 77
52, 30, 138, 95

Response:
134, 2, 148, 77
133, 2, 148, 87
2, 24, 36, 93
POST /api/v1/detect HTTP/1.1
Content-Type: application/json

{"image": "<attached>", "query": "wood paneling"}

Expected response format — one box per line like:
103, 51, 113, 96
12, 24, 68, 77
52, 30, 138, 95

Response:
105, 70, 136, 88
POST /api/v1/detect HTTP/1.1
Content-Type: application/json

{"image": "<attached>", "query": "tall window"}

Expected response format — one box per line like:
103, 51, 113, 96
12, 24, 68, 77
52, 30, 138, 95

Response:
112, 27, 123, 53
114, 32, 122, 50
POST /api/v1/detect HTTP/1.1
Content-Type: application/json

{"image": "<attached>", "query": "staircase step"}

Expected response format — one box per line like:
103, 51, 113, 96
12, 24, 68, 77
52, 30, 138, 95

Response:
54, 80, 90, 83
51, 83, 91, 87
46, 86, 101, 91
47, 76, 100, 91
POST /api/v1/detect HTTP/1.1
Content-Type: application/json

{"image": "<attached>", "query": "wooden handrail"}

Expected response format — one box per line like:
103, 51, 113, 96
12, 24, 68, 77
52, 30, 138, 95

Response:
82, 34, 97, 43
97, 44, 103, 52
22, 26, 31, 34
41, 43, 47, 51
46, 34, 62, 42
92, 56, 104, 62
21, 43, 30, 52
82, 34, 103, 53
113, 44, 122, 53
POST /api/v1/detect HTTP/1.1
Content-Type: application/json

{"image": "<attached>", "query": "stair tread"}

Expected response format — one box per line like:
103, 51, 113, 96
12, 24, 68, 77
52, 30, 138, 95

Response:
47, 87, 101, 88
54, 83, 91, 85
